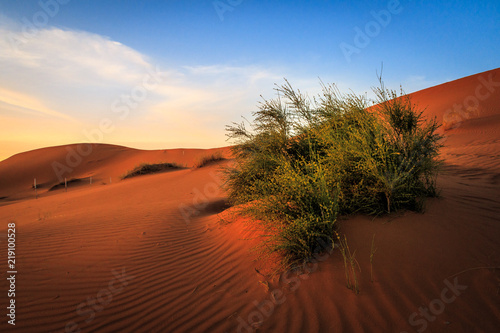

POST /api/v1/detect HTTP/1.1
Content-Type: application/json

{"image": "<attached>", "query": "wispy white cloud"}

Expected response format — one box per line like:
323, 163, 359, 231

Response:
1, 26, 151, 83
0, 87, 73, 120
0, 21, 286, 155
0, 24, 160, 121
184, 65, 281, 84
402, 75, 437, 93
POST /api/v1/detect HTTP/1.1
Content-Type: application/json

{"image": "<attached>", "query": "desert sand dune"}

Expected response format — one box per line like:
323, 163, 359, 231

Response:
0, 144, 228, 203
0, 68, 499, 332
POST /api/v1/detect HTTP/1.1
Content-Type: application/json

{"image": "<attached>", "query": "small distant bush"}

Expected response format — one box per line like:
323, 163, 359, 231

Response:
225, 78, 443, 267
121, 162, 184, 179
194, 151, 225, 168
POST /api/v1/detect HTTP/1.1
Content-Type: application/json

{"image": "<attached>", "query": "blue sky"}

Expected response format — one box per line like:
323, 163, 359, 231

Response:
0, 0, 499, 160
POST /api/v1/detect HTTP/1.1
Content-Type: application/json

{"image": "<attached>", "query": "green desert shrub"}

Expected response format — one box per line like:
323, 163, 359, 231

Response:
225, 79, 442, 266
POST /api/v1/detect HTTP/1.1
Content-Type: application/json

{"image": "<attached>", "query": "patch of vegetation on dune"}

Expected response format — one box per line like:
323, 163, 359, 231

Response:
225, 77, 443, 268
48, 178, 83, 191
194, 151, 226, 168
121, 162, 185, 179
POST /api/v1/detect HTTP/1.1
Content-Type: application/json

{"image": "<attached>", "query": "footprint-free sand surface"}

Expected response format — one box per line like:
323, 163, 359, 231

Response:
0, 68, 499, 332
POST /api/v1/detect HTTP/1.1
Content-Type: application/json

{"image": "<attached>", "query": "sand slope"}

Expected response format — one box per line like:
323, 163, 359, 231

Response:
0, 144, 228, 203
0, 68, 499, 333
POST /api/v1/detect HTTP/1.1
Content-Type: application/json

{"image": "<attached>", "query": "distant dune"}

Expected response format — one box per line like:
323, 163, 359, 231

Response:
0, 144, 229, 203
0, 68, 499, 332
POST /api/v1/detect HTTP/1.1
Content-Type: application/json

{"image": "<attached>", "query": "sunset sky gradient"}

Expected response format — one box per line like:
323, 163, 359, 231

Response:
1, 0, 499, 160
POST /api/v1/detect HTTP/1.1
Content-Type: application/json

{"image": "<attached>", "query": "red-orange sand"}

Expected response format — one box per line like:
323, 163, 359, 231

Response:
0, 68, 499, 333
